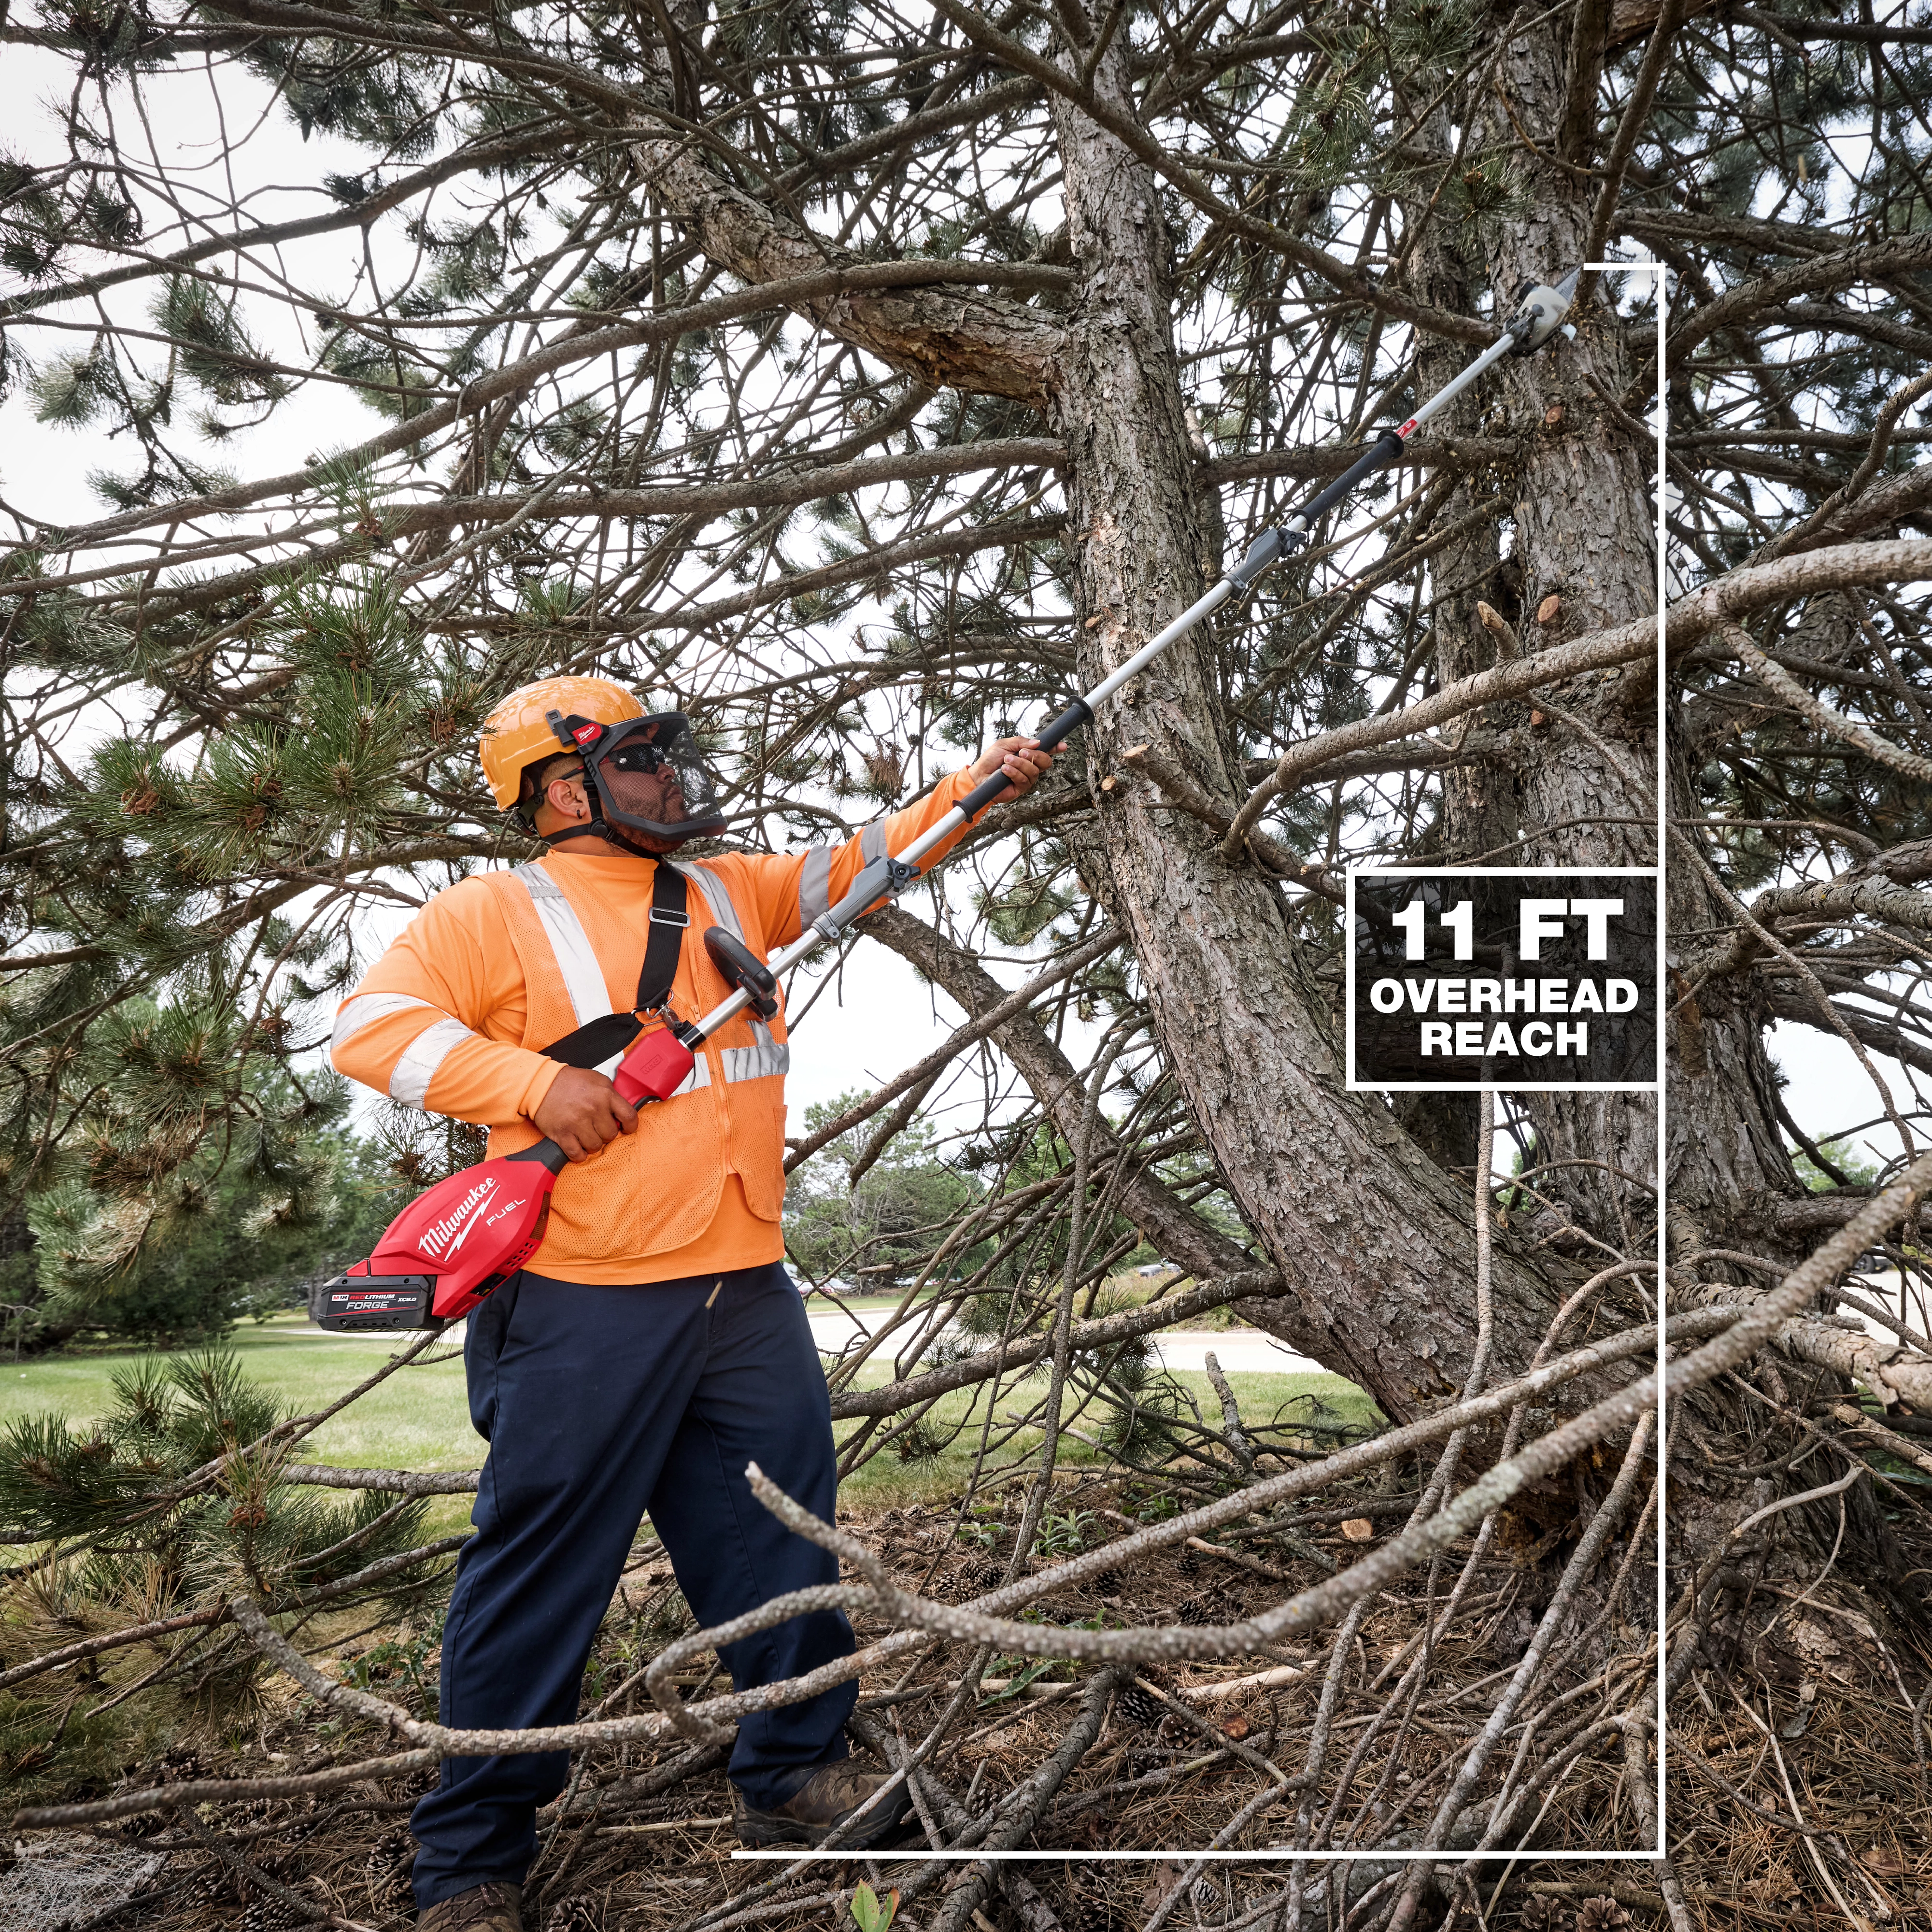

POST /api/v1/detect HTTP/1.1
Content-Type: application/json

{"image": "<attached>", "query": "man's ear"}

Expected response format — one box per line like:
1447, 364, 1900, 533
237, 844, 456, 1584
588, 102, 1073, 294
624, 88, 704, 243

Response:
531, 770, 586, 832
545, 772, 588, 821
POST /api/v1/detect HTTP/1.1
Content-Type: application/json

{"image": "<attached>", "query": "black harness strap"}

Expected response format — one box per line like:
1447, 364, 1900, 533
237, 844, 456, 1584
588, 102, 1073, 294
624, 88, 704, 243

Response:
539, 865, 692, 1069
633, 864, 690, 1013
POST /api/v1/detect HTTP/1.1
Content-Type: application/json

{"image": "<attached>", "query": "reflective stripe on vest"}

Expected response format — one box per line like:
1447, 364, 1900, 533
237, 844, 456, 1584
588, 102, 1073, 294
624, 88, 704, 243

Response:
510, 862, 687, 1085
672, 862, 790, 1081
512, 863, 615, 1030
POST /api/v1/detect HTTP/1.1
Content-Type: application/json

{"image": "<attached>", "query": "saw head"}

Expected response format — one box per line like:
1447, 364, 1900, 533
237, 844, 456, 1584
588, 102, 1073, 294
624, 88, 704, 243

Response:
1508, 266, 1581, 355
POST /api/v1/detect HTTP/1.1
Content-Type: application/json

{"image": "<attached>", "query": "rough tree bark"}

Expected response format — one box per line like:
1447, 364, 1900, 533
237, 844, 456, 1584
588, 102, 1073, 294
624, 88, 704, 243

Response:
1411, 5, 1665, 1246
1037, 14, 1579, 1419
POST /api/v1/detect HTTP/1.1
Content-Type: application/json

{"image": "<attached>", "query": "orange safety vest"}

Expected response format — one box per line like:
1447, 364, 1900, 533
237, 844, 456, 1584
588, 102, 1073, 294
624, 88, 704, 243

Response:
477, 860, 788, 1264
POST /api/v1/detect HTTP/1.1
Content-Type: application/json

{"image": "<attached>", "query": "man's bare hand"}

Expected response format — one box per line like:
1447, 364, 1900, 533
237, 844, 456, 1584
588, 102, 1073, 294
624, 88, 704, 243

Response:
970, 735, 1053, 797
532, 1065, 638, 1162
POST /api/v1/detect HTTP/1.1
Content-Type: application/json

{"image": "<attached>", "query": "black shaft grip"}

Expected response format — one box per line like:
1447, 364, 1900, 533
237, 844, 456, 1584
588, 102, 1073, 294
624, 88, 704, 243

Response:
1291, 427, 1405, 533
958, 697, 1092, 819
1035, 696, 1094, 750
957, 767, 1019, 819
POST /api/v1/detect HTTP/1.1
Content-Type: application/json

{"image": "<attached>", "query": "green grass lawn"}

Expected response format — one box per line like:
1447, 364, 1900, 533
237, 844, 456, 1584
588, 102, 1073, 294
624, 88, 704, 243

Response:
0, 1315, 477, 1471
1, 1311, 1378, 1518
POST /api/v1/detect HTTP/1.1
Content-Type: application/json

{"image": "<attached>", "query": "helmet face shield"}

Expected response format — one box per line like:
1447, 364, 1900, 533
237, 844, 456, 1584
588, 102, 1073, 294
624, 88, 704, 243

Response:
548, 710, 727, 845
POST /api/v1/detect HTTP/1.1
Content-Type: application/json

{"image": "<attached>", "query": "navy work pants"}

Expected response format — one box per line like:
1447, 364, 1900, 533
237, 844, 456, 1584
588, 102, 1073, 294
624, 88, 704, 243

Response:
410, 1263, 855, 1907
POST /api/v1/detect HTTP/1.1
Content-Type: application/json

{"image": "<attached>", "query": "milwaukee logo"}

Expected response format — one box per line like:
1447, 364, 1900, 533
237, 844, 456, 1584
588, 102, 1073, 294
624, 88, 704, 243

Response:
418, 1179, 498, 1259
573, 722, 601, 744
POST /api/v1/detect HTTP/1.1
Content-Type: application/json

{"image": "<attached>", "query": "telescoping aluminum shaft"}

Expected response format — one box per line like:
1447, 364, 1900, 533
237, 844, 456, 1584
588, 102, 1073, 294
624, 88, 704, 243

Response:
691, 268, 1581, 1036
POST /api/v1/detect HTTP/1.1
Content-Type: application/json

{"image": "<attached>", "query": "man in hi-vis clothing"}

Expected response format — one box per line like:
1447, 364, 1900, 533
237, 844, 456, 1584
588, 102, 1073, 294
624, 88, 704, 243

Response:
331, 677, 1051, 1932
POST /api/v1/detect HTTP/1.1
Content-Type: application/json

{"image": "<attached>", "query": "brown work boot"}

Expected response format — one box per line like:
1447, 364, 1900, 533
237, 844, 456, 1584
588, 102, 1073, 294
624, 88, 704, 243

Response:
732, 1759, 915, 1848
417, 1881, 523, 1932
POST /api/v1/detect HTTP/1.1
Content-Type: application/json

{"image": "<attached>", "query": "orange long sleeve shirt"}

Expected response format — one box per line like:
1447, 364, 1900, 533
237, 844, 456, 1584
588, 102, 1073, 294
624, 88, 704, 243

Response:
331, 769, 986, 1285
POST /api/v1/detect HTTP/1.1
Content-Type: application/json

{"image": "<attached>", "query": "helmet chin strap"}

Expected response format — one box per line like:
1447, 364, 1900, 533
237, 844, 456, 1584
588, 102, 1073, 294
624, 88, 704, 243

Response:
551, 825, 668, 856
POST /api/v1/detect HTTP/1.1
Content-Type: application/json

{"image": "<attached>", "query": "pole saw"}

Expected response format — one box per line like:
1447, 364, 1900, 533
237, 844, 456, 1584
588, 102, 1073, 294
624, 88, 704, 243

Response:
316, 270, 1580, 1334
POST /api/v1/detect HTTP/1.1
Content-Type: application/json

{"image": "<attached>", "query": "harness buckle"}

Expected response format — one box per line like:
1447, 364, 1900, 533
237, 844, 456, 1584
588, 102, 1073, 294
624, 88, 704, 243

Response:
649, 907, 691, 928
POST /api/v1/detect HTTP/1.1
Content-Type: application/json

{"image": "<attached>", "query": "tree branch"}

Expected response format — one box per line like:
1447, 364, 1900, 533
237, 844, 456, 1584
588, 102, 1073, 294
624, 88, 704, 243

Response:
861, 903, 1257, 1283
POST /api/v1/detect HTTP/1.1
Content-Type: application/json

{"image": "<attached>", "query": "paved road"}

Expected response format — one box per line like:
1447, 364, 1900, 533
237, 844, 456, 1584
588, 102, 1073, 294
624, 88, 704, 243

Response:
806, 1306, 1325, 1376
288, 1271, 1924, 1373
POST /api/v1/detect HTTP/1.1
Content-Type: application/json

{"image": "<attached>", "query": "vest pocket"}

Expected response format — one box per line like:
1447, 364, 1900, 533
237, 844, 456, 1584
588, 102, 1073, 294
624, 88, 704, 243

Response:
731, 1079, 788, 1222
532, 1085, 728, 1263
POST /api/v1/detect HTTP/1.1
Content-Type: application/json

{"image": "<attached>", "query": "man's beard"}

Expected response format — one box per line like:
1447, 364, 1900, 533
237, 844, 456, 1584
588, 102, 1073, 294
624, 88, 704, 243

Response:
599, 820, 679, 856
604, 772, 688, 829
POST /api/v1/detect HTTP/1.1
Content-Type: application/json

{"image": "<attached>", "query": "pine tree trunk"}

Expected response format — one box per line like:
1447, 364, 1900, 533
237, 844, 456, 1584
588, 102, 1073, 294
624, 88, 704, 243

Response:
1411, 14, 1662, 1248
1042, 18, 1586, 1422
1424, 6, 1797, 1247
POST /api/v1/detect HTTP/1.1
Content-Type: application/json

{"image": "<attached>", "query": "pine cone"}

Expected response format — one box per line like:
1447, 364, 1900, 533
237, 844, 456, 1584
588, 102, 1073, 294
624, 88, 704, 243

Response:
1115, 1684, 1163, 1728
240, 1903, 308, 1932
1094, 1566, 1124, 1595
1060, 1884, 1116, 1932
1176, 1596, 1208, 1622
154, 1747, 205, 1784
1517, 1899, 1563, 1932
1575, 1900, 1632, 1932
1178, 1550, 1200, 1577
364, 1827, 414, 1912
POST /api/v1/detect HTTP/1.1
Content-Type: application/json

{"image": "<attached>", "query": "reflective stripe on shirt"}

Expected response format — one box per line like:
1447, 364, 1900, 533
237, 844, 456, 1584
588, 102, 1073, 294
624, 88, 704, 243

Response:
332, 991, 437, 1053
797, 844, 833, 932
390, 1016, 475, 1109
795, 816, 889, 934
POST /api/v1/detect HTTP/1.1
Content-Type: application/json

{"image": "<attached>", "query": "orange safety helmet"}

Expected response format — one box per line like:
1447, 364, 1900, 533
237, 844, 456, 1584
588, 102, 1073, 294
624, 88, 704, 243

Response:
479, 676, 642, 812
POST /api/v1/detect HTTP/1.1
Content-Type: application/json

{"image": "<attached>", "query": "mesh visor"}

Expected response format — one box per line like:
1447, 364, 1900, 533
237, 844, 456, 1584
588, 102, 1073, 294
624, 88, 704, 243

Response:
584, 712, 726, 843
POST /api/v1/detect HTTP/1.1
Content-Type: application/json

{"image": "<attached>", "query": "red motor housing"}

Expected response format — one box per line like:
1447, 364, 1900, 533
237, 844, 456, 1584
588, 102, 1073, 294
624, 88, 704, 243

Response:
315, 1024, 703, 1331
316, 1142, 568, 1330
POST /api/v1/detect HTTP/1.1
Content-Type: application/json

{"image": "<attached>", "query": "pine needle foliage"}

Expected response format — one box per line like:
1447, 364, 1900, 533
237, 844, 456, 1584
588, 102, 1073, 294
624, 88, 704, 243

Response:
0, 1342, 429, 1610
